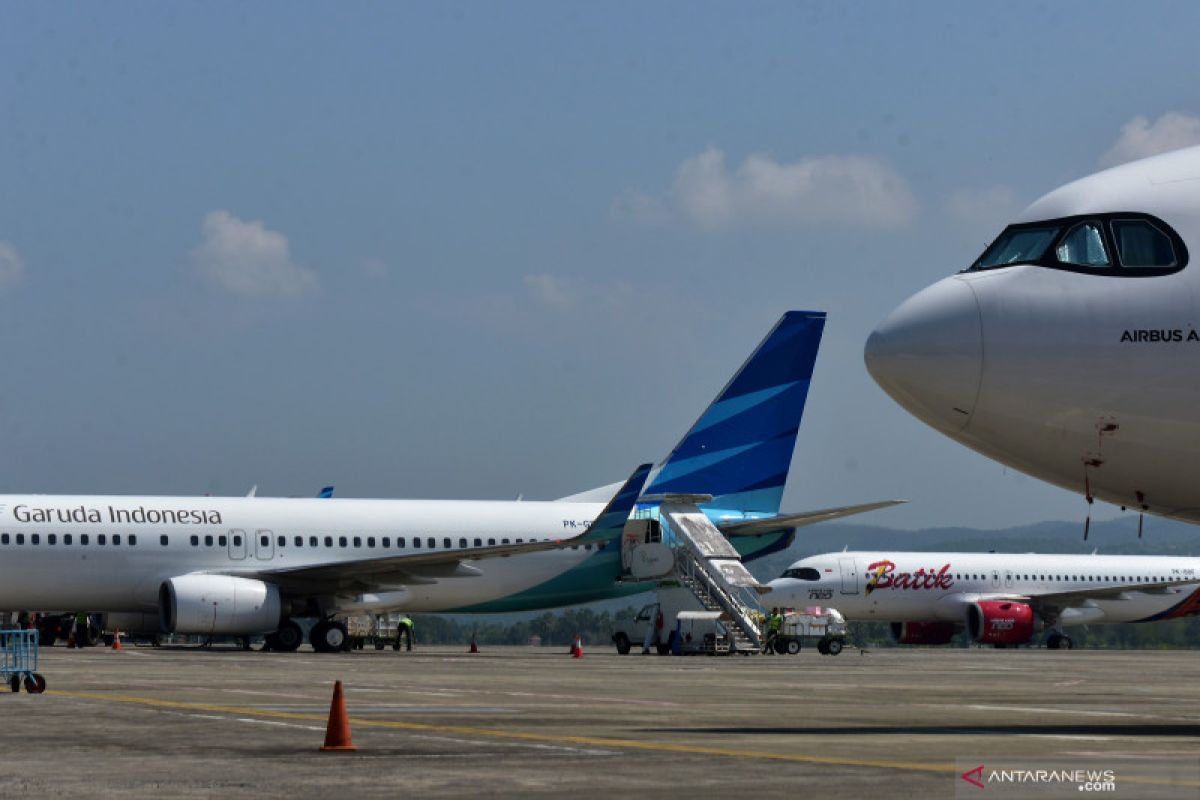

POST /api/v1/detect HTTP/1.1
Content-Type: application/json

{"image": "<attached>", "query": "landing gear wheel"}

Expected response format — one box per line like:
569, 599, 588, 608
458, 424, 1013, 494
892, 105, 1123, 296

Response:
1060, 635, 1073, 650
773, 639, 788, 655
613, 633, 631, 655
23, 673, 46, 694
785, 639, 801, 655
375, 640, 386, 651
817, 639, 830, 655
9, 674, 20, 693
1046, 633, 1062, 649
311, 620, 348, 653
826, 639, 844, 656
273, 620, 304, 653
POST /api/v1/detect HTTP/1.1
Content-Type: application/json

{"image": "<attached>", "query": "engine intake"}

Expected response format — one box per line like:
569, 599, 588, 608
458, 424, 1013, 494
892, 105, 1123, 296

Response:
890, 621, 957, 645
968, 600, 1036, 645
159, 575, 282, 635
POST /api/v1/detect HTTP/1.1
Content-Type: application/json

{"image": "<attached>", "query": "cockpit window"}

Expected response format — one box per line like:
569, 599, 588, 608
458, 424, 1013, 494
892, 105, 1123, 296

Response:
974, 226, 1060, 268
1056, 222, 1111, 267
1111, 219, 1177, 268
781, 567, 821, 580
967, 212, 1187, 277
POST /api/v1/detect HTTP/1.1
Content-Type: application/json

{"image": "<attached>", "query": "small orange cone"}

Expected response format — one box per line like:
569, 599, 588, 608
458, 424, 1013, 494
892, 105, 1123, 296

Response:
111, 629, 122, 651
468, 638, 479, 653
570, 633, 583, 658
320, 680, 356, 752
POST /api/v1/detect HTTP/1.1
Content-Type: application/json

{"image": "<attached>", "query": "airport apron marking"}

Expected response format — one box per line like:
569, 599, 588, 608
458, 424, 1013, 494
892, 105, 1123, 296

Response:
46, 689, 1200, 787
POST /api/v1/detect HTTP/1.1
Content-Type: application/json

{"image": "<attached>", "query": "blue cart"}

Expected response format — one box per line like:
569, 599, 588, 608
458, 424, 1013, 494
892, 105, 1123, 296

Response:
1, 629, 46, 693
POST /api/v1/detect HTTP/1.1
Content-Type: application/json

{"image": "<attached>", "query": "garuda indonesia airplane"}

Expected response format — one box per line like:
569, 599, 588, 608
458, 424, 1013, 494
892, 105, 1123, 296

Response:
0, 311, 899, 652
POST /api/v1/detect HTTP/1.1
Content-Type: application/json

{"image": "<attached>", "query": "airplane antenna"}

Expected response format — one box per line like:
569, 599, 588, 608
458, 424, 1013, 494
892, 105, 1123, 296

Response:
1082, 469, 1095, 541
1138, 513, 1144, 539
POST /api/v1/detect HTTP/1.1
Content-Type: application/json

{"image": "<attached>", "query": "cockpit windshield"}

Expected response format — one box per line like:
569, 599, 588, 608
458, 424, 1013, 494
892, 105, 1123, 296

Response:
972, 225, 1060, 269
780, 567, 821, 581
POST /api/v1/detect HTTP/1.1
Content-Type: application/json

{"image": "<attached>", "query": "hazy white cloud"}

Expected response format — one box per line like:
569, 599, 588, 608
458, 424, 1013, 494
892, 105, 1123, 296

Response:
0, 241, 25, 289
1100, 112, 1200, 167
945, 185, 1022, 228
191, 211, 317, 297
523, 272, 635, 312
617, 146, 917, 231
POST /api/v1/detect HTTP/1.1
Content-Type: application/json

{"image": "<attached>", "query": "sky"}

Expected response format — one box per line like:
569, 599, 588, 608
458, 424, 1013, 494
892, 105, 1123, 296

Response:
2, 2, 1200, 529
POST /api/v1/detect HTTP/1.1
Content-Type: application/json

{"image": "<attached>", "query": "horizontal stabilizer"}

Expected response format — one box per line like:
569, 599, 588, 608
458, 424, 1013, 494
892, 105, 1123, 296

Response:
717, 500, 906, 537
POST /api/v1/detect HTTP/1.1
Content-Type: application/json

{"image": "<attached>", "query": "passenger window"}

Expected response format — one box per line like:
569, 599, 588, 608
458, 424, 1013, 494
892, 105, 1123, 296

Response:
413, 538, 421, 548
309, 536, 318, 547
488, 538, 496, 546
398, 537, 406, 548
205, 535, 214, 547
98, 534, 106, 545
64, 534, 72, 545
277, 535, 286, 547
502, 538, 510, 545
31, 533, 40, 545
16, 533, 24, 544
113, 534, 121, 546
474, 538, 482, 547
382, 537, 390, 548
367, 537, 376, 548
129, 535, 137, 546
48, 534, 57, 545
1112, 219, 1177, 268
1, 533, 7, 544
294, 536, 303, 547
459, 538, 467, 548
338, 536, 347, 547
80, 534, 88, 545
261, 535, 270, 547
1056, 221, 1110, 267
444, 537, 451, 548
427, 537, 435, 548
233, 535, 242, 547
353, 537, 362, 548
324, 536, 333, 547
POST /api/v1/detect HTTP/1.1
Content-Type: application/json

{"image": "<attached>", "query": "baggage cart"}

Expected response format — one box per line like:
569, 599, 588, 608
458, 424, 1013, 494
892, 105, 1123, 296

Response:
1, 629, 46, 693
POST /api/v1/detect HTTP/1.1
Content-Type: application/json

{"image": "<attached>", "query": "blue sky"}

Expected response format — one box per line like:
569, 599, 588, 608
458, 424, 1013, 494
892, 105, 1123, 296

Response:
2, 3, 1199, 528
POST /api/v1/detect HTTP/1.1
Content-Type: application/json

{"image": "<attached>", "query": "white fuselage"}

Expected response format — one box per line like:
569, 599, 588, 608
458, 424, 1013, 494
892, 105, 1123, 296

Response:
768, 551, 1200, 625
0, 495, 605, 613
866, 146, 1200, 522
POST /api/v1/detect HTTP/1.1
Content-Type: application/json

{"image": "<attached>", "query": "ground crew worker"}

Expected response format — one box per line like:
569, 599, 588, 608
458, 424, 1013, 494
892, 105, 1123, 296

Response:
16, 610, 30, 630
393, 614, 415, 651
642, 607, 664, 654
763, 607, 784, 654
74, 611, 89, 648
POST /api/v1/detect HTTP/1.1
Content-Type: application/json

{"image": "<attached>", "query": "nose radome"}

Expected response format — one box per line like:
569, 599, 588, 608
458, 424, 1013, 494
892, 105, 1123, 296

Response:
865, 277, 983, 433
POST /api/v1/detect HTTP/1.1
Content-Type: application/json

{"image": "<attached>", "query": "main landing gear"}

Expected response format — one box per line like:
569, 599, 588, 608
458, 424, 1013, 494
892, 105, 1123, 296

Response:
1045, 632, 1073, 650
263, 619, 305, 652
310, 619, 350, 653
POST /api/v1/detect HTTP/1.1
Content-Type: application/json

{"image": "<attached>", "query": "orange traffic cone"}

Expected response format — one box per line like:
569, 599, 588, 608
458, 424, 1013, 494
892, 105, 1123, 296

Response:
570, 633, 583, 658
111, 629, 122, 651
320, 680, 356, 752
468, 638, 479, 653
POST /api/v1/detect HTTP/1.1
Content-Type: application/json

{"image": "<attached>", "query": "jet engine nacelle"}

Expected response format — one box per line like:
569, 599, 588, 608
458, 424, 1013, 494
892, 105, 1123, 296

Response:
159, 575, 282, 635
890, 621, 957, 645
967, 600, 1036, 645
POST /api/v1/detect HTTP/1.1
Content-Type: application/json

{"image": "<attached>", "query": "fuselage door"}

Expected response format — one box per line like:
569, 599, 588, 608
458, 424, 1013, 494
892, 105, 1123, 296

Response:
991, 569, 1001, 589
228, 529, 247, 560
255, 529, 275, 560
1004, 570, 1014, 589
839, 558, 859, 595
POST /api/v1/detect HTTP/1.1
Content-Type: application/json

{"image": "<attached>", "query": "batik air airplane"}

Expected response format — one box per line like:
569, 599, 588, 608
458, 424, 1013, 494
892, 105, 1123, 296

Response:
865, 144, 1200, 526
0, 311, 899, 652
768, 551, 1200, 649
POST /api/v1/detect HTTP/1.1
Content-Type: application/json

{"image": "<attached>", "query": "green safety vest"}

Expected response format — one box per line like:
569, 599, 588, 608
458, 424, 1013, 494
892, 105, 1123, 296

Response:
399, 617, 413, 628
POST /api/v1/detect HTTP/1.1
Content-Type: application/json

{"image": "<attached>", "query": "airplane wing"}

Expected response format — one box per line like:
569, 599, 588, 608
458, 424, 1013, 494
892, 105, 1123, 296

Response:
227, 463, 652, 594
939, 577, 1199, 615
716, 500, 906, 537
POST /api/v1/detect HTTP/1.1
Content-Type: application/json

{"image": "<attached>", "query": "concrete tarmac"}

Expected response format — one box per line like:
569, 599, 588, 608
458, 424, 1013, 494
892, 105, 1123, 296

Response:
1, 644, 1198, 798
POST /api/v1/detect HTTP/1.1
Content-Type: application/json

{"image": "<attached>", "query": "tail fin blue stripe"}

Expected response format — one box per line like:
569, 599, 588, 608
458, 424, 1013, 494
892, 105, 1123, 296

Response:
644, 311, 825, 513
575, 463, 652, 544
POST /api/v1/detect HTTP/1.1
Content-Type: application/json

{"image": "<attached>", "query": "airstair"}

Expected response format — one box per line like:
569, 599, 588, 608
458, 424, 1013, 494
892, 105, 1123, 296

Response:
622, 495, 766, 653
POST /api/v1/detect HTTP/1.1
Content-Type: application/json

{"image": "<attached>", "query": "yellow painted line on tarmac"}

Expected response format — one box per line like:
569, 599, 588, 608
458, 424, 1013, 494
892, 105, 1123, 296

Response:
46, 689, 1200, 788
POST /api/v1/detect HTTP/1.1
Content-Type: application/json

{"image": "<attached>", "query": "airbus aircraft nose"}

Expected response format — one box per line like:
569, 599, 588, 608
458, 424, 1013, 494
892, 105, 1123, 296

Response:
865, 277, 983, 432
